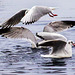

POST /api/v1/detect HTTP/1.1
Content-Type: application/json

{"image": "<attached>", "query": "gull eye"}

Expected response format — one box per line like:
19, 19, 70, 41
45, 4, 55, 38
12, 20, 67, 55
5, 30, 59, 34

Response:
68, 42, 70, 44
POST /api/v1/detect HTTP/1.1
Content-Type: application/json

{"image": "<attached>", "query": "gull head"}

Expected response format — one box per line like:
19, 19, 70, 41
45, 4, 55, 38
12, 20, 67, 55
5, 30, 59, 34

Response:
67, 40, 75, 46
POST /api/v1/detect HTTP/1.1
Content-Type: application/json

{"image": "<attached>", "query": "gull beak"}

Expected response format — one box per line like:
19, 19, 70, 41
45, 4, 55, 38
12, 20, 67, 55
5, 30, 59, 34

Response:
48, 13, 58, 17
49, 7, 58, 17
72, 42, 75, 46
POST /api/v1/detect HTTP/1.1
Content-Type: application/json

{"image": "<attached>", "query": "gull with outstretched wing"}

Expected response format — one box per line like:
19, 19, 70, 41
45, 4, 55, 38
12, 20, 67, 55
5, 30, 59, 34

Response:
43, 20, 75, 32
36, 32, 75, 58
0, 6, 57, 29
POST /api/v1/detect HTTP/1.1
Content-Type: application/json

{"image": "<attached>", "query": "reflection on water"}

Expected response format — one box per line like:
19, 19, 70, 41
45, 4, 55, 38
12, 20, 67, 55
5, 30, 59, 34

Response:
0, 0, 75, 75
41, 60, 66, 74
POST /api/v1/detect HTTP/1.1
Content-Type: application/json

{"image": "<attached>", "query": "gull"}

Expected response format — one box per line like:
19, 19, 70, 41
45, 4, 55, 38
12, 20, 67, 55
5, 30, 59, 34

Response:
21, 6, 57, 24
0, 6, 57, 29
43, 20, 75, 32
36, 32, 75, 58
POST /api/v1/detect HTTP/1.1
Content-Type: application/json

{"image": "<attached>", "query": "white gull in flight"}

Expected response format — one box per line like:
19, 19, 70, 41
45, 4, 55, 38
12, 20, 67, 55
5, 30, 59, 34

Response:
0, 6, 57, 29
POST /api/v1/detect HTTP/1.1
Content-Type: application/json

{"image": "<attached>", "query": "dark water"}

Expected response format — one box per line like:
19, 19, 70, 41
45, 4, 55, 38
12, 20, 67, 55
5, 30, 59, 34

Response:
0, 0, 75, 75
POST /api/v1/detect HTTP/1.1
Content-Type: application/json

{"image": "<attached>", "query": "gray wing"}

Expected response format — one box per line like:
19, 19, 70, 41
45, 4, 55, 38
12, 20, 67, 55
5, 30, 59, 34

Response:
37, 40, 66, 53
37, 40, 66, 46
21, 6, 51, 25
43, 20, 75, 32
0, 10, 26, 29
36, 32, 67, 42
0, 27, 36, 44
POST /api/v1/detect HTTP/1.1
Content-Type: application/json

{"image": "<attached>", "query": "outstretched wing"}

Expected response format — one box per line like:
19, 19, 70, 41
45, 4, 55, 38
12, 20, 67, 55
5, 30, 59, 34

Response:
39, 40, 66, 58
21, 6, 51, 25
37, 40, 66, 46
37, 40, 66, 54
0, 10, 26, 29
0, 27, 37, 44
36, 32, 67, 42
43, 20, 75, 32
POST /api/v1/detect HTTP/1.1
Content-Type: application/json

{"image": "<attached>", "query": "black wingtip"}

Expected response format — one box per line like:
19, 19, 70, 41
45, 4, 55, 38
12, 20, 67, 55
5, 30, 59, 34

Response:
36, 32, 38, 36
0, 28, 10, 34
36, 43, 39, 47
25, 20, 35, 25
36, 32, 44, 40
62, 20, 75, 25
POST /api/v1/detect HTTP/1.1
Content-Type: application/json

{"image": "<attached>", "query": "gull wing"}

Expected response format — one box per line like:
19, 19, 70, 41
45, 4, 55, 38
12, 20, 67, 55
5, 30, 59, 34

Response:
0, 27, 36, 44
37, 40, 66, 53
0, 10, 26, 29
36, 32, 67, 42
43, 20, 75, 32
21, 6, 51, 24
